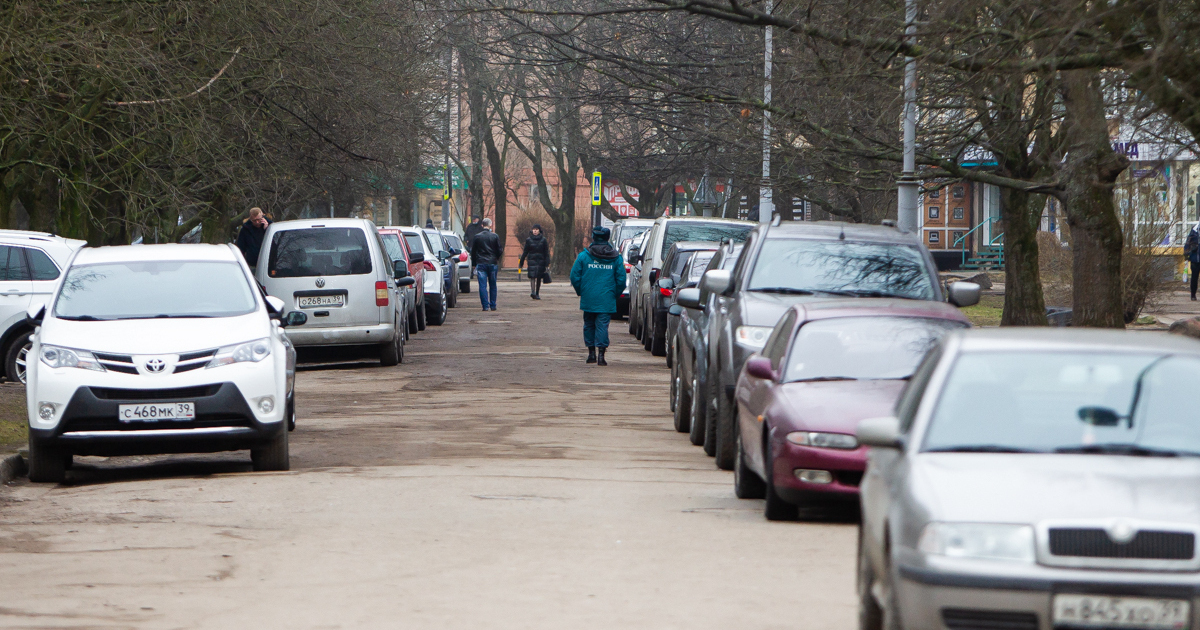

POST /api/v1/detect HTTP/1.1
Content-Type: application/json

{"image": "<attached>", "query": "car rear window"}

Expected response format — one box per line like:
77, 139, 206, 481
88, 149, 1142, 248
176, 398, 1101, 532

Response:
403, 233, 425, 255
663, 222, 752, 251
381, 234, 406, 262
27, 248, 60, 280
267, 228, 372, 278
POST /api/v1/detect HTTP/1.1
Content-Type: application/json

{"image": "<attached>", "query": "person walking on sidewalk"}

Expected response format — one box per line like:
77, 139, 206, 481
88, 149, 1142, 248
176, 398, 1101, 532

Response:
519, 224, 550, 300
570, 226, 625, 366
470, 218, 504, 311
1187, 220, 1200, 301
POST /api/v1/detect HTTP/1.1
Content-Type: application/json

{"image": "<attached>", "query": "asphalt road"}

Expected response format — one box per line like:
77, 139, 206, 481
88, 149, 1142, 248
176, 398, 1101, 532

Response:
0, 282, 856, 629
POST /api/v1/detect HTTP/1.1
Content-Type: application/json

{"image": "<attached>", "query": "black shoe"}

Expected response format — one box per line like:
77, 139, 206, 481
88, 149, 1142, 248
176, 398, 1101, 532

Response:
597, 348, 607, 366
482, 307, 489, 312
531, 293, 536, 299
1193, 295, 1197, 302
490, 306, 497, 311
533, 294, 541, 300
586, 347, 597, 364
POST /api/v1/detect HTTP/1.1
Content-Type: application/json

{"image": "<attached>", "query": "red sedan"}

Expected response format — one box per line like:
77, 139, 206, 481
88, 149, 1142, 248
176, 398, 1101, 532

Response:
732, 299, 969, 520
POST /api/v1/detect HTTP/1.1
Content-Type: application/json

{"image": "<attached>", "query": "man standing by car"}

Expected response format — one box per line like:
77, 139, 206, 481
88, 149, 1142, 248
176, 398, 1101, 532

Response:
570, 226, 625, 366
470, 218, 503, 311
236, 207, 271, 269
464, 216, 484, 249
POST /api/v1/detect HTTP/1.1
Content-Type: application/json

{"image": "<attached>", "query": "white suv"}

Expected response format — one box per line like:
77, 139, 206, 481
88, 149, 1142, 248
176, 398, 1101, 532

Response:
25, 243, 302, 482
0, 231, 86, 383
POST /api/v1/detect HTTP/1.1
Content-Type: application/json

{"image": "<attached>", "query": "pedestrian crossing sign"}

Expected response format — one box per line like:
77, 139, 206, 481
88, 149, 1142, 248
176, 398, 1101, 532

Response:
592, 171, 602, 206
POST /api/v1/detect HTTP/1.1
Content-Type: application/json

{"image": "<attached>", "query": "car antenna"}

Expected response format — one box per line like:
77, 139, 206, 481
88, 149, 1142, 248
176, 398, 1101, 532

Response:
839, 223, 846, 240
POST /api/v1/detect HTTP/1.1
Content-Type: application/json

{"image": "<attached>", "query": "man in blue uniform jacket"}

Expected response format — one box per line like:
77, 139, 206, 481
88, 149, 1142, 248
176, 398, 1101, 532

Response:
570, 226, 626, 366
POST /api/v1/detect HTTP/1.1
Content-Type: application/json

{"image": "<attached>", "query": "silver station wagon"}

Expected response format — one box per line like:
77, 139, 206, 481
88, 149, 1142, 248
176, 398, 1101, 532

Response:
857, 328, 1200, 630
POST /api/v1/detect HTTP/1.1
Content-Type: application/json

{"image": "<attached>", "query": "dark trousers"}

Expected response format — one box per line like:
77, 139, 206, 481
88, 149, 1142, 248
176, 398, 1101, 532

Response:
476, 263, 498, 309
583, 312, 611, 348
1192, 261, 1199, 298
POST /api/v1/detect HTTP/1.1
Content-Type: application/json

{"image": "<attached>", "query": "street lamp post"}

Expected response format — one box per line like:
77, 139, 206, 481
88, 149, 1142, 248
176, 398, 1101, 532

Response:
896, 0, 919, 233
758, 0, 774, 224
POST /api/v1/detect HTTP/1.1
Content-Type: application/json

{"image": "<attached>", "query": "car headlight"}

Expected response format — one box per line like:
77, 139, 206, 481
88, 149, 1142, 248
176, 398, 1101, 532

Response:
735, 326, 773, 349
39, 345, 105, 371
786, 431, 859, 449
207, 338, 271, 368
918, 523, 1035, 562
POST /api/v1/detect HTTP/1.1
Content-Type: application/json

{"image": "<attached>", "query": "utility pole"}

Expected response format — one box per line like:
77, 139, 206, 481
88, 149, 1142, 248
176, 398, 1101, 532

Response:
896, 0, 919, 233
443, 46, 454, 230
758, 0, 775, 224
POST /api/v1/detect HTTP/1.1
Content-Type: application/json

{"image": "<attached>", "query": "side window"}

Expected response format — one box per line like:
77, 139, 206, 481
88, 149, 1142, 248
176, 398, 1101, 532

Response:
26, 248, 59, 280
6, 247, 30, 281
896, 347, 943, 432
763, 311, 797, 369
640, 227, 657, 258
729, 233, 757, 288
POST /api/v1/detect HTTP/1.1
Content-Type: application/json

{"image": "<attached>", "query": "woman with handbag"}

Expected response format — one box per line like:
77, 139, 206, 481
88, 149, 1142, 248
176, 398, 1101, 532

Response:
519, 224, 551, 300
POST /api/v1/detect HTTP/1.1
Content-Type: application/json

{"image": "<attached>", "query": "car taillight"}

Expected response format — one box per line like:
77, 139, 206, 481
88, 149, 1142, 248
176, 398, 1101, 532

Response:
423, 261, 436, 272
625, 263, 631, 272
660, 287, 673, 297
375, 281, 389, 306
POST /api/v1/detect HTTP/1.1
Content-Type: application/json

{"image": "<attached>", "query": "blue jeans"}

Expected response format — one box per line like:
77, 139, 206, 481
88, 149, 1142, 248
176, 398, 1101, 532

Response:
476, 263, 498, 309
583, 312, 611, 348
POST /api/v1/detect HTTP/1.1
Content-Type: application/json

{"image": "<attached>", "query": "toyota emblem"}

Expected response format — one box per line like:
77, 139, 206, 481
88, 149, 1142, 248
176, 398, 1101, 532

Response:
315, 277, 326, 288
145, 358, 166, 373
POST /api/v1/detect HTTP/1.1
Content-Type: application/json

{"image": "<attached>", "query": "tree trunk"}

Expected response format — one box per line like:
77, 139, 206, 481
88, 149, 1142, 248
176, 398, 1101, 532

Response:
483, 131, 506, 252
1060, 70, 1128, 328
999, 189, 1048, 325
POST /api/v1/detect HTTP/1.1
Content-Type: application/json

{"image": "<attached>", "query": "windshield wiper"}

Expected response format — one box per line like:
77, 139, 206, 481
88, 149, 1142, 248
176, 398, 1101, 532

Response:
56, 315, 109, 321
748, 287, 815, 295
926, 445, 1040, 453
1054, 444, 1190, 457
137, 314, 216, 319
790, 376, 858, 382
819, 289, 916, 299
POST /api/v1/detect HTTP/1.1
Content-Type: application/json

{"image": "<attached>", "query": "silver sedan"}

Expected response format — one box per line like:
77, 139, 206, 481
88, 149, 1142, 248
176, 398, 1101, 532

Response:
857, 328, 1200, 630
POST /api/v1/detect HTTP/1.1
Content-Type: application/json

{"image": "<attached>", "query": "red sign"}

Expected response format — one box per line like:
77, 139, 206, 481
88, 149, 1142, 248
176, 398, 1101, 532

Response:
604, 182, 641, 217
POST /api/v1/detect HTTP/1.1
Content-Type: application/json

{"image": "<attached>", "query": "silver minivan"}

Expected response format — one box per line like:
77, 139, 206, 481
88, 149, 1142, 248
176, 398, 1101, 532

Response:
256, 218, 414, 365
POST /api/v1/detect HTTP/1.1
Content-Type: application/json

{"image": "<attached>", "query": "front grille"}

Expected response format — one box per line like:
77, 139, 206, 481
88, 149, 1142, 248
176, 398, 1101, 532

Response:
1048, 528, 1194, 560
94, 353, 138, 374
834, 470, 864, 487
90, 385, 221, 401
942, 608, 1038, 630
173, 349, 216, 373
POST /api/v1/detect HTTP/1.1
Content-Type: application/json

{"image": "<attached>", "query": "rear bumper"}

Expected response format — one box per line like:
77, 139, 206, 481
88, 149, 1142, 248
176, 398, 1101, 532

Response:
32, 382, 284, 456
284, 323, 394, 347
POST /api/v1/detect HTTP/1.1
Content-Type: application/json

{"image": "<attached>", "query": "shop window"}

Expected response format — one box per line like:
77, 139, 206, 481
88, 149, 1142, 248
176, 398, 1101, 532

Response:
928, 206, 940, 219
953, 207, 964, 220
928, 231, 940, 243
953, 186, 965, 198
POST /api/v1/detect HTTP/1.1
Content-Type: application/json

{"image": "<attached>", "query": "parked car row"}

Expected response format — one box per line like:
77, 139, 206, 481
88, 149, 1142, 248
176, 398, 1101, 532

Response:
21, 219, 472, 483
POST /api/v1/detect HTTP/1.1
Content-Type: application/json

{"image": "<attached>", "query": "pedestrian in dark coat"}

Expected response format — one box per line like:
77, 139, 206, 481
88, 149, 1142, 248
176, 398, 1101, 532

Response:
519, 224, 550, 299
470, 218, 504, 311
236, 207, 272, 269
1187, 221, 1200, 301
464, 217, 484, 249
570, 226, 626, 366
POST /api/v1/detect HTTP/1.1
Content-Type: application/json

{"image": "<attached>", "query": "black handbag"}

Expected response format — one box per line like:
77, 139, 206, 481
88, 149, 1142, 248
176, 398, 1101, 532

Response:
542, 270, 552, 283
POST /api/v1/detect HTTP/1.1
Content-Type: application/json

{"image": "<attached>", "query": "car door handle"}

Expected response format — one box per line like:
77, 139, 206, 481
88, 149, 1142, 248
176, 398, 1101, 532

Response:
1, 291, 27, 296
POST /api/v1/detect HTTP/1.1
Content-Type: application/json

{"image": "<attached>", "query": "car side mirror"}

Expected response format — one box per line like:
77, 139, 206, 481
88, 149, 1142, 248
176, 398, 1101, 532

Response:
658, 278, 674, 290
857, 416, 903, 449
668, 304, 683, 316
450, 247, 462, 256
948, 281, 981, 307
283, 311, 308, 328
409, 252, 425, 265
393, 260, 410, 279
676, 287, 702, 309
265, 296, 285, 319
701, 269, 733, 296
745, 355, 776, 381
627, 252, 640, 265
396, 277, 416, 288
438, 250, 453, 261
26, 303, 45, 324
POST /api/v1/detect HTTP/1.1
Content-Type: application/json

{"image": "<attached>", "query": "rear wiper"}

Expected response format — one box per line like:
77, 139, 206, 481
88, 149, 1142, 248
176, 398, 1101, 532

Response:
1054, 444, 1188, 457
56, 314, 108, 321
926, 445, 1040, 453
789, 376, 857, 382
748, 287, 815, 295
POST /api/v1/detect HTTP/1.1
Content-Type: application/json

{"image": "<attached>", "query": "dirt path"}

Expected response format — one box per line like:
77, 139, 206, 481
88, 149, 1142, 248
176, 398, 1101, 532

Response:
0, 281, 856, 629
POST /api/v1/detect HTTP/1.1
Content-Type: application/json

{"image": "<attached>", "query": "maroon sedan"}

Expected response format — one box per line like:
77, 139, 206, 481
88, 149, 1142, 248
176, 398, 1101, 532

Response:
732, 300, 969, 520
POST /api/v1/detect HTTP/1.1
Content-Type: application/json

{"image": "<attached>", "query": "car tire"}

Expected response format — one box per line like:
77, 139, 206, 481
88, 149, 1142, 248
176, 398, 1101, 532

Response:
688, 377, 707, 446
286, 395, 296, 432
426, 293, 447, 326
628, 309, 636, 334
633, 309, 643, 339
703, 391, 718, 457
858, 530, 885, 630
446, 282, 457, 308
252, 428, 289, 472
650, 321, 666, 357
27, 436, 66, 483
665, 335, 674, 368
416, 299, 428, 331
408, 308, 419, 335
669, 357, 678, 413
460, 279, 470, 294
5, 330, 32, 385
734, 431, 766, 499
713, 386, 737, 470
764, 442, 799, 521
672, 367, 691, 434
643, 312, 653, 351
380, 326, 402, 367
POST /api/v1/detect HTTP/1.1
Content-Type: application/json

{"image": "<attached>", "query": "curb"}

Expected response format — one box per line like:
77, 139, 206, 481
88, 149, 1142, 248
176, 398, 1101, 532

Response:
0, 452, 26, 484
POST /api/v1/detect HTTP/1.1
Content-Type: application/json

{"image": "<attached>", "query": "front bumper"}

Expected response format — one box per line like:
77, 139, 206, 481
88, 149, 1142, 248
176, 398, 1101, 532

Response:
31, 382, 284, 456
895, 556, 1200, 630
283, 323, 394, 347
770, 439, 865, 503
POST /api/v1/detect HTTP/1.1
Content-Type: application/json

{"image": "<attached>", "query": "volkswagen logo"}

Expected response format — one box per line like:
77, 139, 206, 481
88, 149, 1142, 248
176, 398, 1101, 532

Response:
145, 358, 166, 374
1108, 520, 1138, 544
315, 277, 326, 288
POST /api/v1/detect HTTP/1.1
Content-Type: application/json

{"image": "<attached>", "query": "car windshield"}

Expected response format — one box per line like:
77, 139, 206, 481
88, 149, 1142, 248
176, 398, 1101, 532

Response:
380, 234, 406, 262
748, 239, 934, 299
403, 232, 425, 255
663, 222, 751, 251
619, 224, 651, 245
267, 228, 372, 278
784, 317, 965, 382
55, 261, 256, 320
923, 352, 1200, 456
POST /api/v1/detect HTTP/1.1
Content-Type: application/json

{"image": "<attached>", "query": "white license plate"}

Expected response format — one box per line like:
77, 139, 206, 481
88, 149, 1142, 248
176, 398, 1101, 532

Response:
118, 403, 195, 422
298, 295, 344, 308
1053, 594, 1190, 629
